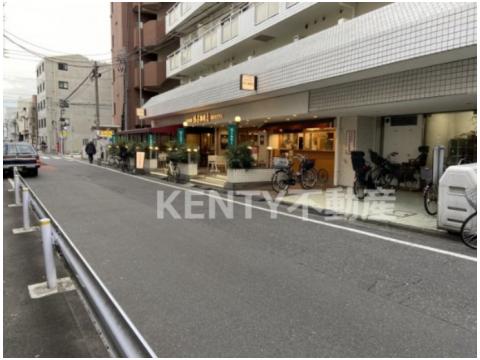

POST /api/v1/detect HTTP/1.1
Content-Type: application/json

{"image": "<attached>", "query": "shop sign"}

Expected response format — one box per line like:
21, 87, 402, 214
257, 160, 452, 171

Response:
184, 112, 223, 125
240, 74, 257, 91
136, 107, 146, 118
177, 128, 185, 145
227, 124, 237, 146
99, 130, 113, 138
148, 133, 154, 146
136, 151, 145, 169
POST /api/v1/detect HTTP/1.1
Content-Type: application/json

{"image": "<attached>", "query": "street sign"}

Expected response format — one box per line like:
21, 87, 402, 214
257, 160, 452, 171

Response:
177, 128, 185, 145
227, 124, 237, 146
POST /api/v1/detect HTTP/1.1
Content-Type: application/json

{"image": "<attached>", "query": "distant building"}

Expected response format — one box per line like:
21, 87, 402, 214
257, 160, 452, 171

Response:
35, 54, 113, 154
3, 107, 17, 142
14, 96, 37, 145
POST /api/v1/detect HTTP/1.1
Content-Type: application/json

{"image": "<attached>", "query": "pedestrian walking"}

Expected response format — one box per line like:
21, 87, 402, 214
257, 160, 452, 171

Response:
85, 140, 97, 164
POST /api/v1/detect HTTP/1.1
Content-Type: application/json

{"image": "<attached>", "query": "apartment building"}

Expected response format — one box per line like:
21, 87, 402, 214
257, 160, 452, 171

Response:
110, 2, 179, 134
36, 54, 113, 154
142, 2, 476, 187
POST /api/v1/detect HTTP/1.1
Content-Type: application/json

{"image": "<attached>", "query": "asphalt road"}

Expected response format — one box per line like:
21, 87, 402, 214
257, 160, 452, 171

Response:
20, 156, 476, 357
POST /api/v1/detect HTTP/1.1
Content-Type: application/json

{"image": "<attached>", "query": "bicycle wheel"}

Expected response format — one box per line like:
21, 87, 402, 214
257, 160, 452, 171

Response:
301, 168, 318, 189
353, 179, 366, 200
461, 212, 476, 249
423, 184, 437, 215
317, 168, 328, 185
272, 170, 290, 193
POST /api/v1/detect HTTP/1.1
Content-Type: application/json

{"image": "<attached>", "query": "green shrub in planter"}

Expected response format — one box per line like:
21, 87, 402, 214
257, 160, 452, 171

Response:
167, 144, 199, 164
225, 143, 254, 169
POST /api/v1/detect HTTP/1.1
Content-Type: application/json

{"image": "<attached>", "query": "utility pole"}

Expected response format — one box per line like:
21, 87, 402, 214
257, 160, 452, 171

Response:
138, 2, 144, 128
93, 61, 100, 129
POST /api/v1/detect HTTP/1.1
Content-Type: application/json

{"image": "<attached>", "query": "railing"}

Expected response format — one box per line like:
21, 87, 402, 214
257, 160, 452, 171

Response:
8, 167, 157, 358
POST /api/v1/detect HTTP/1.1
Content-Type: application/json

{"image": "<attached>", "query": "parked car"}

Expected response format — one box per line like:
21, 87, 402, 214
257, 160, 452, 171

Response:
3, 142, 40, 177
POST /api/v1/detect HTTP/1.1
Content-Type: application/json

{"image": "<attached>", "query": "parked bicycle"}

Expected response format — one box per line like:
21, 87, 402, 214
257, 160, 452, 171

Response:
166, 160, 180, 183
423, 182, 438, 215
368, 146, 429, 190
351, 151, 374, 200
423, 158, 466, 216
271, 154, 328, 193
461, 187, 476, 249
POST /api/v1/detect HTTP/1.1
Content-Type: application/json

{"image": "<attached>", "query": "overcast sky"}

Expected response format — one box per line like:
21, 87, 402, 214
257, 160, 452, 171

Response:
3, 0, 111, 109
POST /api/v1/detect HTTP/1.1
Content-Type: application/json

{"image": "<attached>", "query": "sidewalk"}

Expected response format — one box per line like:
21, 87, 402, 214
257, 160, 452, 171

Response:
3, 183, 109, 358
279, 187, 439, 233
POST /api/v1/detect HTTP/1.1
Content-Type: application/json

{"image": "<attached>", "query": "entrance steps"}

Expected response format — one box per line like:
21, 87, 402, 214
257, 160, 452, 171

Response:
190, 174, 227, 189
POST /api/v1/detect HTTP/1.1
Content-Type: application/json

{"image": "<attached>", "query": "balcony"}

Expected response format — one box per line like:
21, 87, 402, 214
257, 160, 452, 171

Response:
134, 59, 167, 90
165, 2, 208, 34
166, 2, 319, 78
143, 18, 166, 48
134, 18, 166, 49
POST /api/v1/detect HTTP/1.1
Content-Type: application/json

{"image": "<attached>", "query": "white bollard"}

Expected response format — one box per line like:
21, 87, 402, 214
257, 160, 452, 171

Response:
39, 218, 57, 289
22, 187, 31, 230
14, 170, 21, 206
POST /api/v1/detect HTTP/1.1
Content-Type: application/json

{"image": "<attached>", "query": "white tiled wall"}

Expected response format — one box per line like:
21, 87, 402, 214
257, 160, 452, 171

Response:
309, 58, 477, 112
145, 2, 477, 118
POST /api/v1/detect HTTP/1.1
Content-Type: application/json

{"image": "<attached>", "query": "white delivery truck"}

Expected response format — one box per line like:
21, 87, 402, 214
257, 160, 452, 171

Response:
437, 163, 477, 232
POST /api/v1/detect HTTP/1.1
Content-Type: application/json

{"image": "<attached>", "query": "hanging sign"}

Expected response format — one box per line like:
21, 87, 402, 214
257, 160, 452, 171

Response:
227, 124, 237, 146
240, 74, 257, 91
148, 133, 154, 146
177, 128, 185, 145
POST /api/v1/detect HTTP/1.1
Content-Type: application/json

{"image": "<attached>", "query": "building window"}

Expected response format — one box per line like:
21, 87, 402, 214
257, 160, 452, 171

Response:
255, 3, 279, 24
58, 81, 69, 89
58, 62, 68, 71
41, 63, 44, 72
113, 102, 116, 115
203, 28, 217, 53
221, 15, 239, 43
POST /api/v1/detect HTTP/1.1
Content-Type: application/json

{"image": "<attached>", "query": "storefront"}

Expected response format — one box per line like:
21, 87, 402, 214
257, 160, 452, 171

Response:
264, 119, 336, 186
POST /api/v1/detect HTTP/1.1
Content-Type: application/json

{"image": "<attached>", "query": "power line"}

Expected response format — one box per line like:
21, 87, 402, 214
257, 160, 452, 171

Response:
4, 30, 112, 58
4, 34, 113, 68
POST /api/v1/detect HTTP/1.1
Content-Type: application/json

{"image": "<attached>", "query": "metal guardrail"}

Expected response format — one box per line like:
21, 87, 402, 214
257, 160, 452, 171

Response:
9, 168, 157, 358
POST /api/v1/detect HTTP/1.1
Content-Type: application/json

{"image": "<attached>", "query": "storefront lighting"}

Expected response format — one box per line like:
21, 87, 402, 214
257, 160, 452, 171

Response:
247, 146, 252, 150
234, 116, 242, 123
193, 148, 198, 152
266, 146, 273, 150
187, 148, 192, 152
286, 118, 291, 121
183, 121, 189, 127
313, 115, 318, 118
267, 117, 271, 120
306, 127, 321, 131
149, 146, 153, 150
167, 147, 172, 151
154, 146, 159, 150
292, 114, 297, 117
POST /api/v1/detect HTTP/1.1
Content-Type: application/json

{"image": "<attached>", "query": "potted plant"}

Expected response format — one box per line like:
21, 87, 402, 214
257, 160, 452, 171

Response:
225, 143, 273, 186
167, 144, 199, 177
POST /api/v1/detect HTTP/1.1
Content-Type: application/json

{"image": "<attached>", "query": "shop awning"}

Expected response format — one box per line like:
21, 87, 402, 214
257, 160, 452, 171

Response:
151, 124, 181, 135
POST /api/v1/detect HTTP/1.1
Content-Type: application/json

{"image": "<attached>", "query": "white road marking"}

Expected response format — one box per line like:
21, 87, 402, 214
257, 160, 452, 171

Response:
70, 159, 477, 263
52, 156, 61, 160
41, 156, 50, 160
